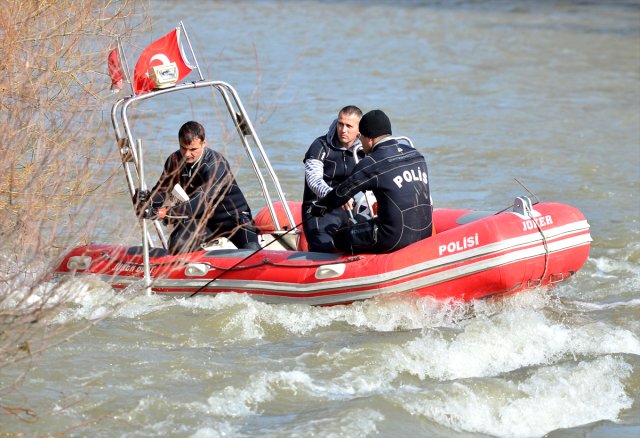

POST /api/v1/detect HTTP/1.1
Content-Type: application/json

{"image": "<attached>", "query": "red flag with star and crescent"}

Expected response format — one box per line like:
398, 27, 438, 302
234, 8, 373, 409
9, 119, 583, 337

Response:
107, 47, 124, 91
133, 28, 193, 94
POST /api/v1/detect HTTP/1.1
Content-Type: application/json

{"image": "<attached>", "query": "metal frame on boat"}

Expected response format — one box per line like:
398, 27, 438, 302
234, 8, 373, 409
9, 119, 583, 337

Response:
112, 80, 298, 248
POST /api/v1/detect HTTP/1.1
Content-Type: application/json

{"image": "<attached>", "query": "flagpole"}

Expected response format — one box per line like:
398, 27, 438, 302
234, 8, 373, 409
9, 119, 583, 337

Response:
179, 21, 204, 81
116, 37, 134, 95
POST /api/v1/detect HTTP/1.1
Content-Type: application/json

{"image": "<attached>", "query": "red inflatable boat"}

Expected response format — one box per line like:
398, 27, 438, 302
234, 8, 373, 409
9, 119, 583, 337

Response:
56, 195, 590, 305
53, 74, 591, 305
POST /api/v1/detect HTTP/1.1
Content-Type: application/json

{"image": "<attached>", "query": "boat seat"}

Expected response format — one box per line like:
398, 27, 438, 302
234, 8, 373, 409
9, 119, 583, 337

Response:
456, 211, 494, 225
203, 248, 260, 258
286, 252, 345, 262
126, 246, 170, 257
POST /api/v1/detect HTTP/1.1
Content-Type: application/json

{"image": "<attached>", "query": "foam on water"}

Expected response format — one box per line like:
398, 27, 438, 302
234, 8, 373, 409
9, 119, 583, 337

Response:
281, 308, 640, 397
14, 274, 635, 438
146, 343, 635, 437
49, 277, 178, 323
186, 369, 387, 436
153, 298, 639, 435
251, 407, 385, 438
122, 367, 386, 436
395, 309, 640, 381
195, 370, 319, 417
523, 249, 640, 318
23, 276, 471, 344
55, 288, 480, 342
125, 395, 241, 437
395, 356, 633, 438
572, 297, 640, 311
43, 276, 639, 345
191, 424, 239, 438
591, 255, 640, 280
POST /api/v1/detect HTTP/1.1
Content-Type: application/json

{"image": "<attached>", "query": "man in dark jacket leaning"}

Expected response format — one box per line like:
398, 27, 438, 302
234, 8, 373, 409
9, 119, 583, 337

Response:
309, 110, 433, 254
302, 105, 363, 252
138, 120, 259, 254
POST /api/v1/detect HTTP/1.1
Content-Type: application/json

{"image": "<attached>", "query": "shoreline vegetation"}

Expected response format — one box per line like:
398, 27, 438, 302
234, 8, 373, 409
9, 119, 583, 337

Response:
0, 0, 147, 418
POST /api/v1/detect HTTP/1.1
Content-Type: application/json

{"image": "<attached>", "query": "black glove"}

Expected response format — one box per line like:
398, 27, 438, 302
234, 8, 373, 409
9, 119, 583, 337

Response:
135, 205, 160, 220
133, 189, 158, 219
308, 201, 327, 217
142, 207, 160, 220
133, 189, 150, 209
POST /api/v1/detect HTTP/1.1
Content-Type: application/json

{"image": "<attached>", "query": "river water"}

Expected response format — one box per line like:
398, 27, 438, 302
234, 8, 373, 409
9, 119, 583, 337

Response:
3, 1, 640, 437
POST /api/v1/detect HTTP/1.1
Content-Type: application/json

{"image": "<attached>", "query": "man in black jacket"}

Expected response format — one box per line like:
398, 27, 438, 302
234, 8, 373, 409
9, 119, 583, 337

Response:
310, 110, 433, 254
139, 121, 259, 254
302, 105, 363, 252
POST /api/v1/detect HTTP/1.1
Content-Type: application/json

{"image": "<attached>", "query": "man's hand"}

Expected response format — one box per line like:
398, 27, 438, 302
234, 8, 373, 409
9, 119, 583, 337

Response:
134, 189, 151, 218
308, 201, 327, 217
134, 189, 167, 220
133, 189, 150, 208
140, 207, 167, 221
341, 198, 354, 211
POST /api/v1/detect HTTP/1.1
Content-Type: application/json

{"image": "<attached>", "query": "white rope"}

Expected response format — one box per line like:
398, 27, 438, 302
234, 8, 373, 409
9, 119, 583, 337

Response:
528, 208, 550, 287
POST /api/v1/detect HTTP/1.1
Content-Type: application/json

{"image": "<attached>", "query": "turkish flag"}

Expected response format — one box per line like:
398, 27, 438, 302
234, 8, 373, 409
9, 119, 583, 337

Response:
107, 48, 124, 91
133, 28, 193, 94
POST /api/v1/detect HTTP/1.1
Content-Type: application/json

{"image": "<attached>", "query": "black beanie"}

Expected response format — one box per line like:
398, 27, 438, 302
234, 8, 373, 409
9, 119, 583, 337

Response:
359, 109, 392, 138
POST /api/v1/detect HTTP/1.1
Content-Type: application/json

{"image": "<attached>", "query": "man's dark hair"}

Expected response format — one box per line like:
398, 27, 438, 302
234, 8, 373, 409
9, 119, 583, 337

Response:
179, 121, 206, 145
339, 105, 362, 118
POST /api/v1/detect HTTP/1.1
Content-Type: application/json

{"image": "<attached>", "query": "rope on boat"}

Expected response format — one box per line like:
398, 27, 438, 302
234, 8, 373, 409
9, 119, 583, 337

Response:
184, 256, 363, 273
97, 250, 363, 272
527, 209, 550, 287
495, 178, 541, 214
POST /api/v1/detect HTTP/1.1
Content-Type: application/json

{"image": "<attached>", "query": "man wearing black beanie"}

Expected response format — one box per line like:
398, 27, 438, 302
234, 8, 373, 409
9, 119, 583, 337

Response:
358, 109, 392, 140
309, 110, 433, 254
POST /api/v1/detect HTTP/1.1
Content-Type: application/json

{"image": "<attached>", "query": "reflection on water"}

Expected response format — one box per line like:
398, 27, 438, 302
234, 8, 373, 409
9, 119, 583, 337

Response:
2, 1, 639, 437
